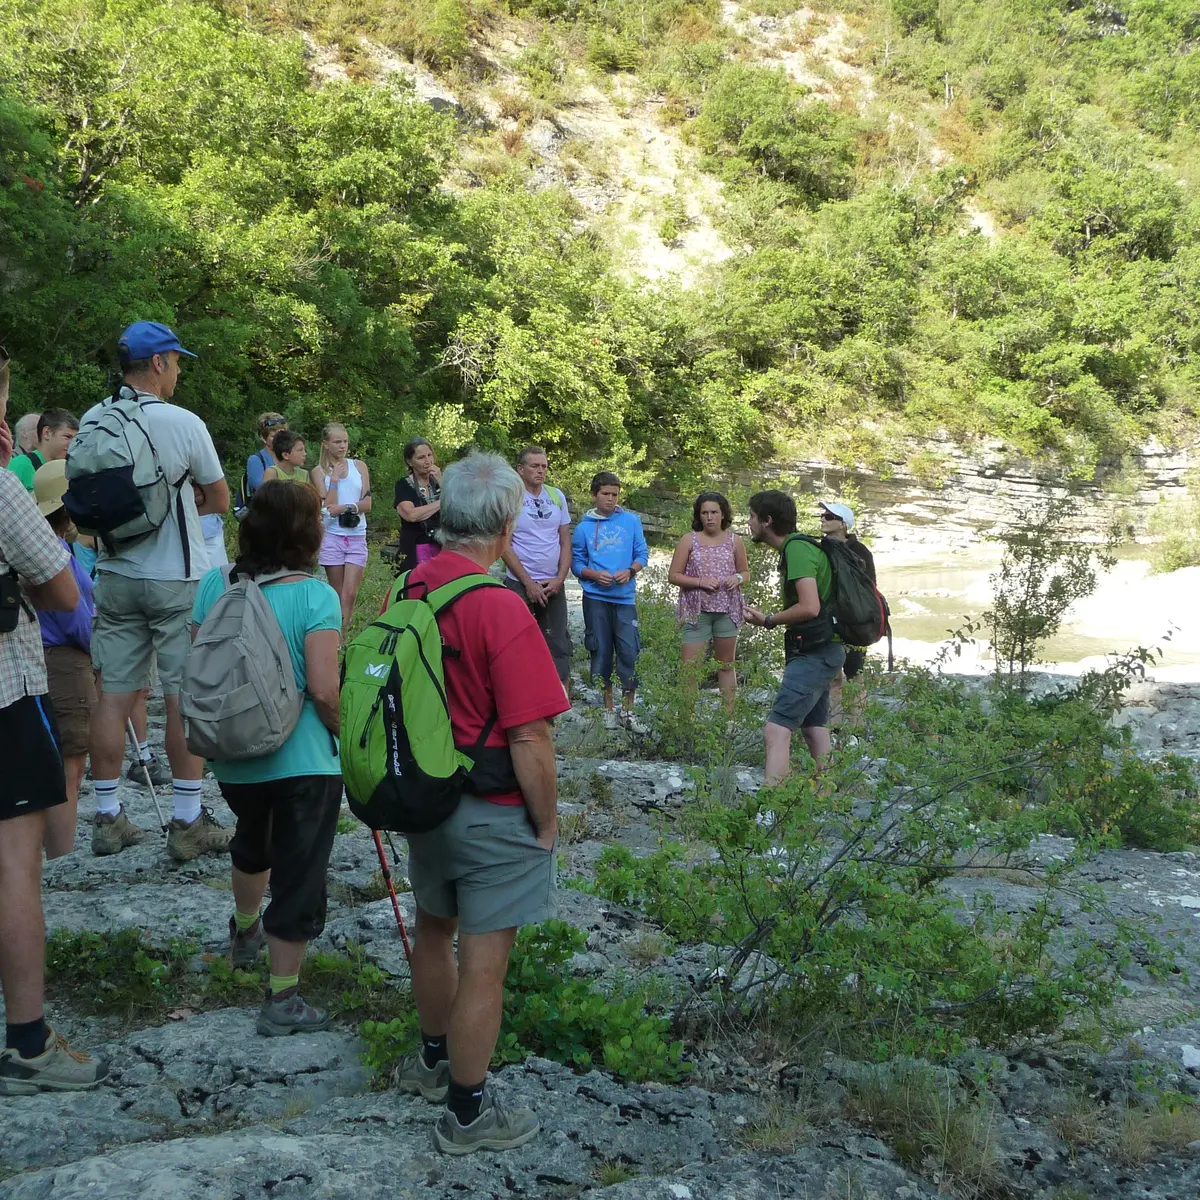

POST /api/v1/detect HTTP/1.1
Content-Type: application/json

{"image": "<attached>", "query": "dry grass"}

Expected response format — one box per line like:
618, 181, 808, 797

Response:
1115, 1102, 1200, 1164
739, 1096, 813, 1154
625, 929, 668, 967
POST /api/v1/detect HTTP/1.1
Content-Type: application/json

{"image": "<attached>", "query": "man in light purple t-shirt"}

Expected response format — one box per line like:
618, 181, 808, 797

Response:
500, 445, 573, 690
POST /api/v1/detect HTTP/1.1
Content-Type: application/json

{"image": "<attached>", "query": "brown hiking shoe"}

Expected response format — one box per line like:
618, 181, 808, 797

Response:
435, 1091, 540, 1155
166, 806, 233, 862
0, 1027, 109, 1095
92, 807, 149, 856
256, 987, 329, 1037
229, 915, 266, 968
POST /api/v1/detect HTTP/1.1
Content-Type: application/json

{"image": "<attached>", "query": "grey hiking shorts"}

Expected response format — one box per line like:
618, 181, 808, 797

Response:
407, 795, 557, 935
767, 642, 847, 731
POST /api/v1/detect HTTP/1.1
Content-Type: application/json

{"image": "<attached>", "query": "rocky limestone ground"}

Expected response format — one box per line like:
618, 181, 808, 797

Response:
4, 693, 1200, 1198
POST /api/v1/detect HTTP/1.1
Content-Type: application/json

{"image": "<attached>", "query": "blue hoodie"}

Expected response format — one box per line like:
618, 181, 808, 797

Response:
571, 506, 649, 605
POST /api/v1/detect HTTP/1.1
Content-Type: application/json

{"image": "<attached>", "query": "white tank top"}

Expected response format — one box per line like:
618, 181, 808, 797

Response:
322, 459, 367, 537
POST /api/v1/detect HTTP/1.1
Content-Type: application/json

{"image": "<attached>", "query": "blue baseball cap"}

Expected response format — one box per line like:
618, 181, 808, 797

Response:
118, 321, 197, 360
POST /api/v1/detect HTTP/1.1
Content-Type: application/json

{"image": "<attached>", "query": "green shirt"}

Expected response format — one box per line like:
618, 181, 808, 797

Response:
7, 450, 44, 493
782, 536, 831, 608
268, 463, 310, 484
781, 535, 835, 657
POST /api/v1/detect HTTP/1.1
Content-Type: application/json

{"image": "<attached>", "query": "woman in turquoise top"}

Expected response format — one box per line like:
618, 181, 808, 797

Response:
192, 480, 342, 1037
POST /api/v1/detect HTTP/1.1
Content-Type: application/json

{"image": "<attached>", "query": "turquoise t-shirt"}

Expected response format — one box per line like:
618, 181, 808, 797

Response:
191, 569, 342, 784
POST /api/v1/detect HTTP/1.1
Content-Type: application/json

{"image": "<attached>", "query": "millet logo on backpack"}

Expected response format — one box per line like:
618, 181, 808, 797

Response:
364, 662, 389, 680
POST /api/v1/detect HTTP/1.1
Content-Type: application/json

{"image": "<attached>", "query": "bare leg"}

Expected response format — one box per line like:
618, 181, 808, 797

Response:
622, 689, 636, 714
0, 811, 49, 1024
411, 908, 459, 1039
602, 685, 614, 712
800, 725, 832, 764
266, 936, 305, 979
130, 690, 150, 747
89, 690, 139, 781
163, 693, 202, 781
680, 640, 706, 708
232, 865, 270, 917
325, 564, 345, 606
713, 636, 738, 714
448, 926, 517, 1085
763, 721, 793, 785
44, 755, 84, 859
827, 670, 845, 730
338, 562, 365, 629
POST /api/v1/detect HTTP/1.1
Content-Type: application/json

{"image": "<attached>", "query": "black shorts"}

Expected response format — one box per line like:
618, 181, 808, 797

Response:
0, 694, 66, 821
220, 775, 342, 943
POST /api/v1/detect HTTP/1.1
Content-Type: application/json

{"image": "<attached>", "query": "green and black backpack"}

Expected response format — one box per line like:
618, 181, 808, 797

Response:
340, 570, 509, 834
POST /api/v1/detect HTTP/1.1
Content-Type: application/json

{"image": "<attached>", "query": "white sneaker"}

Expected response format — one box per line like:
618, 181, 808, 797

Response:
602, 710, 622, 731
621, 711, 650, 736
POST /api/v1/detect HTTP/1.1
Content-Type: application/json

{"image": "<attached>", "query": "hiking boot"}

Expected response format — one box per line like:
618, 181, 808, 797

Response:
601, 709, 621, 731
166, 806, 233, 862
392, 1050, 450, 1102
435, 1091, 540, 1155
256, 987, 329, 1037
0, 1027, 109, 1095
126, 754, 170, 787
229, 915, 265, 969
92, 807, 149, 856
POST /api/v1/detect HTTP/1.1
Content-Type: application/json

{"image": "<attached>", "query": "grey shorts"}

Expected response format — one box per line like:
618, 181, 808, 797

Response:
682, 611, 739, 644
767, 642, 847, 731
92, 575, 196, 695
407, 796, 557, 935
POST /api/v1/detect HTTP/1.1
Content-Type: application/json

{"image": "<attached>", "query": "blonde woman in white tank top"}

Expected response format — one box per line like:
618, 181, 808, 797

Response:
311, 422, 372, 629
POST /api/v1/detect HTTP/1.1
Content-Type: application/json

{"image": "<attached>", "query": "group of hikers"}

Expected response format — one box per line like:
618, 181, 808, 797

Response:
0, 323, 885, 1155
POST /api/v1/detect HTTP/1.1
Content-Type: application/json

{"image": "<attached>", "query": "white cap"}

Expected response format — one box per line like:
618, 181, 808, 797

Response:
818, 501, 855, 531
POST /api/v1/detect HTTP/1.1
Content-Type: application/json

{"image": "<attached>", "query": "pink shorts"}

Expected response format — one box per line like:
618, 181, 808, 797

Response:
319, 532, 368, 568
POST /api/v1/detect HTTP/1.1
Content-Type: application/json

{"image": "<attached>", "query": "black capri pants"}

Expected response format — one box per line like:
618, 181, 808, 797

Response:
220, 774, 343, 942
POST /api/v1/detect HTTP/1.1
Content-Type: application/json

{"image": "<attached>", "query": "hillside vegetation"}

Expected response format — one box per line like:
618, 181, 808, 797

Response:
1, 0, 1198, 490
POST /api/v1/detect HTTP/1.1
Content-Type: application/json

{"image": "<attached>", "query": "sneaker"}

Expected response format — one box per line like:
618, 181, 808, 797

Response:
0, 1027, 109, 1094
92, 807, 149, 856
256, 987, 329, 1037
166, 806, 233, 862
392, 1050, 451, 1102
126, 754, 170, 788
435, 1091, 540, 1155
601, 709, 621, 731
621, 711, 650, 736
229, 915, 265, 969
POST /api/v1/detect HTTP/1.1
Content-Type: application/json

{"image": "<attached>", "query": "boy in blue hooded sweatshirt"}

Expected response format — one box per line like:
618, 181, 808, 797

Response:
571, 472, 649, 732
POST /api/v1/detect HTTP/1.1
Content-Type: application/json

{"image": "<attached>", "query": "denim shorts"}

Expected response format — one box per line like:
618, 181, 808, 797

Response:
767, 642, 847, 731
682, 611, 739, 644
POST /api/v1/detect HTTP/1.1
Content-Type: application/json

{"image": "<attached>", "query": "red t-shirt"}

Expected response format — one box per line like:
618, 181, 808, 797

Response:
382, 551, 568, 805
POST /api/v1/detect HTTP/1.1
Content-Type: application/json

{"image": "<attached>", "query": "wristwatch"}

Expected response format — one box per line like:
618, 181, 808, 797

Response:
764, 614, 775, 630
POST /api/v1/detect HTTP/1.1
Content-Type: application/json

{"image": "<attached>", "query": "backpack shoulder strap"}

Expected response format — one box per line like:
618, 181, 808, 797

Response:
547, 485, 567, 513
426, 573, 503, 618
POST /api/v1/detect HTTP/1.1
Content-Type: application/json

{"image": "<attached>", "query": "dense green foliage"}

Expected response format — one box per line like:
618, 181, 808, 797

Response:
1, 0, 1197, 488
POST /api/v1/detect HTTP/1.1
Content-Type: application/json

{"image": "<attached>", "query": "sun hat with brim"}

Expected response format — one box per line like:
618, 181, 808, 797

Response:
818, 501, 855, 531
34, 458, 69, 517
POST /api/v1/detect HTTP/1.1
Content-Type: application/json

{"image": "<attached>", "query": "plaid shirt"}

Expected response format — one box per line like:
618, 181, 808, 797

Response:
0, 469, 69, 708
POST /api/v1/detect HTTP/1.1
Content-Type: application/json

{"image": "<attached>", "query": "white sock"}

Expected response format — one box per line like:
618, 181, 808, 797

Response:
172, 780, 203, 825
137, 739, 153, 763
94, 779, 121, 818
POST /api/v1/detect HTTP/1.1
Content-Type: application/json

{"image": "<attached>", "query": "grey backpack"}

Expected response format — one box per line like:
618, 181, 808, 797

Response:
181, 566, 303, 760
64, 386, 192, 567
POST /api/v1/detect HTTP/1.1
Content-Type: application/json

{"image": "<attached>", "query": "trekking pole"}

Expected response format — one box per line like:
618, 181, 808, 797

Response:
372, 830, 412, 961
125, 718, 167, 832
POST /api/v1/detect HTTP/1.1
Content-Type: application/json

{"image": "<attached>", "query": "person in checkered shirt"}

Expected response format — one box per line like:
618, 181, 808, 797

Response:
0, 348, 109, 1094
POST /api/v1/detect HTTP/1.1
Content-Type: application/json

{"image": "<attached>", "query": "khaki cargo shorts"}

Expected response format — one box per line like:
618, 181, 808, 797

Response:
407, 795, 557, 935
92, 575, 196, 695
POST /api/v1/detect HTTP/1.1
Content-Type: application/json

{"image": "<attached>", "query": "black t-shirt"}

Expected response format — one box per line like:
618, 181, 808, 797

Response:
393, 475, 441, 562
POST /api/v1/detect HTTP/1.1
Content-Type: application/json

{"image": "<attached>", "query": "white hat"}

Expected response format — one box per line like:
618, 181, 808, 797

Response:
818, 501, 855, 531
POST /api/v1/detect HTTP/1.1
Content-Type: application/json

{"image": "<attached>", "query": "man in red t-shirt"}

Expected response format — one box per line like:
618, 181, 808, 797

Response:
388, 452, 567, 1156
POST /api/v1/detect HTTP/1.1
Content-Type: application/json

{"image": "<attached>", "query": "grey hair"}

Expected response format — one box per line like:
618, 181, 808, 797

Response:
438, 452, 524, 548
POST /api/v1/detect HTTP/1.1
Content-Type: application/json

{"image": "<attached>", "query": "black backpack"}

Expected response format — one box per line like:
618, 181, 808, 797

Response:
780, 534, 893, 662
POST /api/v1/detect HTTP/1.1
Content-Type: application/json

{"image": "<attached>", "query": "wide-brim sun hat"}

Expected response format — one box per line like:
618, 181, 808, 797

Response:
34, 457, 69, 517
818, 500, 855, 531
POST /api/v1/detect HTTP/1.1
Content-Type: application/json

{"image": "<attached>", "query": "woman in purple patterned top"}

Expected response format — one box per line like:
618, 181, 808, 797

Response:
668, 492, 750, 713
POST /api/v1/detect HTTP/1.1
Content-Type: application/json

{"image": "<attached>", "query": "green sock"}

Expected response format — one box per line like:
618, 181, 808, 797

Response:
269, 973, 300, 995
233, 909, 259, 932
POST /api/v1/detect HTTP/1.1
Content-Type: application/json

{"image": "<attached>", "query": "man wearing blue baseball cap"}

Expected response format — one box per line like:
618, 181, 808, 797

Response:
77, 321, 235, 864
